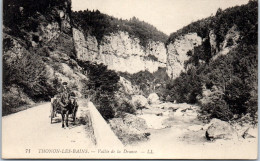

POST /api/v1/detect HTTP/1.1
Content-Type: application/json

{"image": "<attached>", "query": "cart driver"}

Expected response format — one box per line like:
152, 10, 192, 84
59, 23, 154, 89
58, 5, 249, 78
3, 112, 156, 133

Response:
59, 81, 70, 108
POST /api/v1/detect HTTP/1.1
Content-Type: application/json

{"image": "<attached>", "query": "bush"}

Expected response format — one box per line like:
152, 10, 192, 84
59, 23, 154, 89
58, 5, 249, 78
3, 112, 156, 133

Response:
115, 99, 136, 117
166, 67, 202, 104
78, 60, 138, 120
3, 49, 56, 101
77, 60, 120, 120
95, 92, 115, 120
168, 44, 257, 122
2, 85, 34, 116
2, 93, 27, 115
200, 99, 233, 121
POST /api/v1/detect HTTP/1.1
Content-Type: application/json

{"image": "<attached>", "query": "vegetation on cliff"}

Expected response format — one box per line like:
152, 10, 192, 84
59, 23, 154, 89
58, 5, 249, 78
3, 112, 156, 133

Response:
165, 1, 258, 123
72, 10, 168, 47
167, 0, 257, 47
77, 61, 136, 120
3, 0, 71, 41
2, 0, 74, 115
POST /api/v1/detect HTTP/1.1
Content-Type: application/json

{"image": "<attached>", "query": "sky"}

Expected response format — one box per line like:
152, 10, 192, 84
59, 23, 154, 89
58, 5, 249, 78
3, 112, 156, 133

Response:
71, 0, 249, 35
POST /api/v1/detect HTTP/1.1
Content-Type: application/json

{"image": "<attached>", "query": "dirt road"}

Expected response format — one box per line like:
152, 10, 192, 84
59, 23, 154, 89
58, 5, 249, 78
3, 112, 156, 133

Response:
2, 102, 95, 159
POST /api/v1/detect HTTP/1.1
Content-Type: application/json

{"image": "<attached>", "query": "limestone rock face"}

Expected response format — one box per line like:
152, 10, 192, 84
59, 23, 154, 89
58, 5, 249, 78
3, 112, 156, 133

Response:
72, 28, 99, 62
30, 1, 72, 47
206, 118, 238, 140
166, 33, 202, 79
73, 30, 167, 74
166, 26, 240, 80
145, 41, 167, 63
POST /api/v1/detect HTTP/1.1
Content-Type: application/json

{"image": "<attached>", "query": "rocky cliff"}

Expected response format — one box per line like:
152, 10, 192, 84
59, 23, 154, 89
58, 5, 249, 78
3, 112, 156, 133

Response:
73, 28, 167, 74
166, 33, 202, 79
3, 0, 88, 113
166, 25, 240, 80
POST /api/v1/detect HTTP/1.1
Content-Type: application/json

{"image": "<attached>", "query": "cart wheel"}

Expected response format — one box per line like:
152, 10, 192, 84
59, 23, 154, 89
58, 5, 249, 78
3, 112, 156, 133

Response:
50, 110, 54, 124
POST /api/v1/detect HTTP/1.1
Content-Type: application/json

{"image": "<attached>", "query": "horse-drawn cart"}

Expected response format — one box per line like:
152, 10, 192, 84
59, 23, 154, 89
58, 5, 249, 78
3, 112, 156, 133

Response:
50, 94, 78, 128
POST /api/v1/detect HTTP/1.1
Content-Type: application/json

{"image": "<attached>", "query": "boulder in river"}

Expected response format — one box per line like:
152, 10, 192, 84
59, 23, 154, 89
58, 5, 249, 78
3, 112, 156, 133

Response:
148, 93, 160, 105
205, 118, 238, 141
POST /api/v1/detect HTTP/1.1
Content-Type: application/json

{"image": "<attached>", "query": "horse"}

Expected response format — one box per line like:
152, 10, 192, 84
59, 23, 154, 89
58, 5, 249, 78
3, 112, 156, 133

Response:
67, 96, 78, 124
50, 94, 78, 128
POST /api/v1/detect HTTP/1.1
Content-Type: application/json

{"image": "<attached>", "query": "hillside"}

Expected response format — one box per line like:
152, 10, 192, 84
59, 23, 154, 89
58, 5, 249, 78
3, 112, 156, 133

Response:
3, 0, 78, 114
2, 0, 121, 118
165, 0, 258, 122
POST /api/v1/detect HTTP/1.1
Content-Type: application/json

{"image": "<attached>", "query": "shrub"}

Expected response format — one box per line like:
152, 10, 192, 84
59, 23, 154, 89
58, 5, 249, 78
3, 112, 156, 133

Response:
3, 0, 69, 40
3, 50, 55, 101
77, 60, 120, 120
115, 99, 136, 118
200, 95, 233, 121
94, 92, 115, 120
120, 100, 136, 114
166, 68, 202, 104
2, 85, 34, 116
2, 92, 27, 115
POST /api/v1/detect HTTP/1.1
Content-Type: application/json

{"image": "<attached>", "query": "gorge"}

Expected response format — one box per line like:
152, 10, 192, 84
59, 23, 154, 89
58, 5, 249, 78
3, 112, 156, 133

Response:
2, 0, 258, 152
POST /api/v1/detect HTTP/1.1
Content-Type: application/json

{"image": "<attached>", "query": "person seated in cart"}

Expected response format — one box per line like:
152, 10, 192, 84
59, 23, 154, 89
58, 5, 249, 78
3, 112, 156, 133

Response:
50, 81, 78, 125
58, 82, 78, 116
59, 81, 70, 109
51, 81, 70, 113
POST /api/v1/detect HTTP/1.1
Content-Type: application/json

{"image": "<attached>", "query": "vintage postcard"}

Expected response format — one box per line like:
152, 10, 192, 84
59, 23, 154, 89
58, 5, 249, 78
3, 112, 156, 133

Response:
2, 0, 258, 159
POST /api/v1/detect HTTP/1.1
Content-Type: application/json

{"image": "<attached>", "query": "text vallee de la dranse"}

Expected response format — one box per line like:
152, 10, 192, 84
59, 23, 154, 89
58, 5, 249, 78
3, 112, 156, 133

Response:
37, 148, 154, 154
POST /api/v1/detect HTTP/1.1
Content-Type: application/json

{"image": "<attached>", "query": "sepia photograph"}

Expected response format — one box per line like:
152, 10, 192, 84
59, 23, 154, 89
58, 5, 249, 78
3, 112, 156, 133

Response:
1, 0, 258, 159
